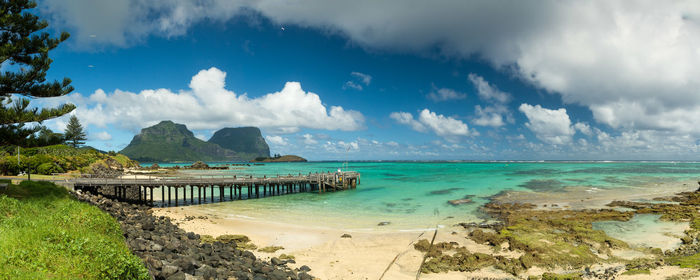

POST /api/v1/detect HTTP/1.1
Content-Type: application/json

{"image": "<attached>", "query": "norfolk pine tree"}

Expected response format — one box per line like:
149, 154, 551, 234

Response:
64, 114, 85, 147
0, 0, 75, 146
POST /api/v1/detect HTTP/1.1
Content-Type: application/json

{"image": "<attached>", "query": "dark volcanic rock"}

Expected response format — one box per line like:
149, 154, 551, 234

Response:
71, 189, 311, 280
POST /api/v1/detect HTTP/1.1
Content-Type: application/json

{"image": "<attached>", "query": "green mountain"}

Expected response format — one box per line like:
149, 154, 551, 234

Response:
120, 121, 240, 162
207, 127, 270, 160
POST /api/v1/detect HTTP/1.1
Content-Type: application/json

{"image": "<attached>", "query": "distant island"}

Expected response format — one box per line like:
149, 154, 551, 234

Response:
251, 154, 307, 162
120, 121, 273, 162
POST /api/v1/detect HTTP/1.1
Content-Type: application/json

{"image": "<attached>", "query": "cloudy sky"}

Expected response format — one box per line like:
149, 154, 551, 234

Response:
32, 0, 700, 160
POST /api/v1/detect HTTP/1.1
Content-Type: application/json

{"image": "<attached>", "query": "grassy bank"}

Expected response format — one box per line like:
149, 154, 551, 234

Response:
0, 180, 149, 279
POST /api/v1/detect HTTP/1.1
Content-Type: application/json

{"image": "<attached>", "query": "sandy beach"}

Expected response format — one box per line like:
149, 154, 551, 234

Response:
152, 179, 700, 279
154, 207, 519, 280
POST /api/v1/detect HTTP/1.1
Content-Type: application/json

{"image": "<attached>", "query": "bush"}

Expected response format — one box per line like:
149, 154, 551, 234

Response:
36, 162, 65, 175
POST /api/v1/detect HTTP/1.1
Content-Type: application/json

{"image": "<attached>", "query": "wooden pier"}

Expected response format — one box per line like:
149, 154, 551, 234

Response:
71, 171, 360, 207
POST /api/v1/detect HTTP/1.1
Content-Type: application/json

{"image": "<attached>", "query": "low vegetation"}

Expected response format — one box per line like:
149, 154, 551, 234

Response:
0, 180, 149, 279
0, 144, 138, 175
417, 187, 700, 277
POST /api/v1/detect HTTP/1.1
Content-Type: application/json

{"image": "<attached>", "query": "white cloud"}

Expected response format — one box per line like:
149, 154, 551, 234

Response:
92, 131, 112, 141
468, 74, 513, 127
574, 122, 592, 136
386, 141, 399, 147
389, 111, 426, 132
342, 81, 363, 91
427, 87, 466, 102
40, 67, 364, 133
324, 140, 359, 153
265, 135, 288, 146
519, 103, 575, 145
391, 109, 475, 141
302, 133, 318, 145
350, 72, 372, 85
343, 72, 372, 90
468, 74, 511, 104
473, 105, 509, 127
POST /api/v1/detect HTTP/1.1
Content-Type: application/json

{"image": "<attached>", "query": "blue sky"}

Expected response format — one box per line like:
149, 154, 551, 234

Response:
31, 1, 700, 160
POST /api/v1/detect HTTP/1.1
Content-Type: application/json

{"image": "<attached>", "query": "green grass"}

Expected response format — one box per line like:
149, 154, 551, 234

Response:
0, 180, 149, 279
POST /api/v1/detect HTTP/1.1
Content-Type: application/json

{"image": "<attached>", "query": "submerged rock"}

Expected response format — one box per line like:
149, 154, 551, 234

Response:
377, 221, 391, 226
447, 198, 473, 206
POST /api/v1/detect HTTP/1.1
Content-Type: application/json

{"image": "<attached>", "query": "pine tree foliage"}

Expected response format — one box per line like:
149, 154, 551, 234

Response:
0, 0, 75, 146
64, 115, 85, 147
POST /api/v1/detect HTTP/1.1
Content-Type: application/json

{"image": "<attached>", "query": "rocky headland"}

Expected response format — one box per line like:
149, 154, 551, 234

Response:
71, 190, 313, 280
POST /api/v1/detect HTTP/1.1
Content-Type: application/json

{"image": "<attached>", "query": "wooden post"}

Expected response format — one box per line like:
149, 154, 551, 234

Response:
219, 186, 223, 202
255, 184, 259, 198
175, 187, 179, 207
203, 185, 206, 201
238, 185, 242, 200
190, 185, 194, 204
161, 186, 164, 206
229, 185, 233, 200
210, 185, 214, 202
167, 186, 171, 206
150, 187, 154, 205
198, 186, 202, 204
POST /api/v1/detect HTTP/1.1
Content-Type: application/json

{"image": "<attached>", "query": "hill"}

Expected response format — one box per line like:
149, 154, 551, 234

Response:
208, 127, 270, 160
120, 121, 240, 162
251, 155, 307, 162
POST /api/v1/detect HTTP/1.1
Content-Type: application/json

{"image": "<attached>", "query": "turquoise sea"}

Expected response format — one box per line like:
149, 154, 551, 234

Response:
145, 161, 700, 230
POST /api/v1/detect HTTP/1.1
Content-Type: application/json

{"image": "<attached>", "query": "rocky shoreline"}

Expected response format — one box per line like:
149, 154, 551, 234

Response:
72, 190, 313, 280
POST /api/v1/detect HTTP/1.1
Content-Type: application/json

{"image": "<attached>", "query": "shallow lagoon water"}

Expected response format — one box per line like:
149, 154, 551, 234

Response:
146, 162, 700, 230
592, 214, 688, 251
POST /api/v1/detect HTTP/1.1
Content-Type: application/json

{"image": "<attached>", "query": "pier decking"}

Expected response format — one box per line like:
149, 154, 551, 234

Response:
72, 171, 360, 207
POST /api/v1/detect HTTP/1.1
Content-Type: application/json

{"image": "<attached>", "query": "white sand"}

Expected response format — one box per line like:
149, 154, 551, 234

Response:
152, 179, 700, 279
154, 207, 516, 280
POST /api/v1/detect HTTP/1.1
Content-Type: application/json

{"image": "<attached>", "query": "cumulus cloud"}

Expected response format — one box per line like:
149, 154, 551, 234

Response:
427, 87, 466, 102
265, 135, 288, 146
519, 103, 575, 145
38, 67, 364, 133
468, 74, 513, 127
391, 109, 475, 141
324, 140, 359, 153
389, 111, 426, 132
473, 105, 509, 127
468, 74, 511, 104
92, 131, 112, 141
302, 133, 317, 145
574, 122, 592, 136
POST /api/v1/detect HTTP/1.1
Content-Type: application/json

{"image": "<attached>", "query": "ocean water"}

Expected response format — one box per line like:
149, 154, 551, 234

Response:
147, 161, 700, 231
